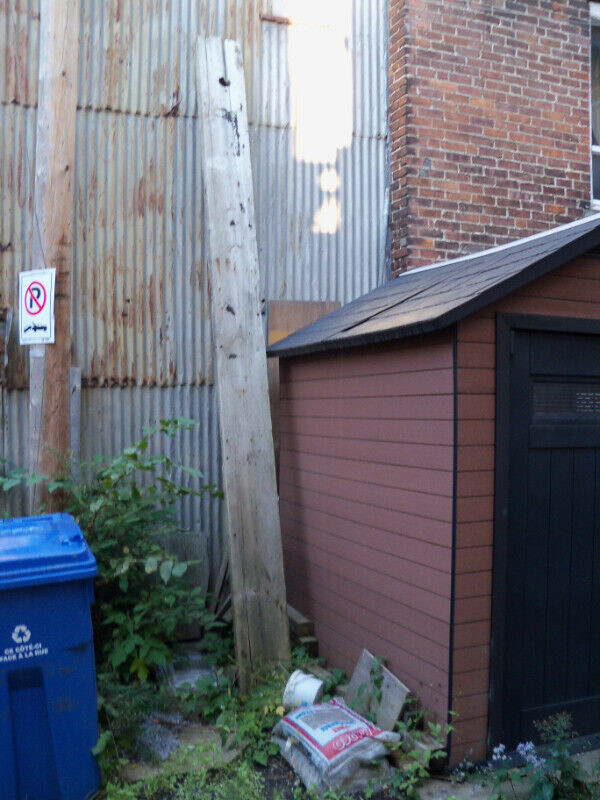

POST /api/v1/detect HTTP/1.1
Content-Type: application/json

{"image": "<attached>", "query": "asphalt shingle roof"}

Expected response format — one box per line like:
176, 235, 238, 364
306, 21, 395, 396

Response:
268, 214, 600, 358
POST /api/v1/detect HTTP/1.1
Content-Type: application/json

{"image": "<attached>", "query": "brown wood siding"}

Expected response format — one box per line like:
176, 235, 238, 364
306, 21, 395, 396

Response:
452, 255, 600, 763
279, 334, 455, 722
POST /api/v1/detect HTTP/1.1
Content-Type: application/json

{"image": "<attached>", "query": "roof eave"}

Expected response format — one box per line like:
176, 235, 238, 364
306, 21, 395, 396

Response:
269, 225, 600, 359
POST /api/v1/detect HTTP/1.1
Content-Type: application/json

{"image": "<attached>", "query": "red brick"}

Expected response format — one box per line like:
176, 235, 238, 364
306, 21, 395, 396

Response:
389, 0, 592, 276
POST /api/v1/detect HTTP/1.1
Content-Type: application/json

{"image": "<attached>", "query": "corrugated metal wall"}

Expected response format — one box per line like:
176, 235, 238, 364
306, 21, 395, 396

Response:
0, 0, 388, 575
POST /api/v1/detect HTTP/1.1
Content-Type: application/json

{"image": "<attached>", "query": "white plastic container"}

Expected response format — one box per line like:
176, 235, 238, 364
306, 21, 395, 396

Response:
282, 669, 324, 710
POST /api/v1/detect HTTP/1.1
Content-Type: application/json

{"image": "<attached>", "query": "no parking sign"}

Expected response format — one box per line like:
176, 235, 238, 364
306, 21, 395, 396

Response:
19, 269, 55, 345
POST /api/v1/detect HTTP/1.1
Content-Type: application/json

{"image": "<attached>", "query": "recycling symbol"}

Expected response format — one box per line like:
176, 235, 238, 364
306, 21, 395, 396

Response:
12, 625, 31, 644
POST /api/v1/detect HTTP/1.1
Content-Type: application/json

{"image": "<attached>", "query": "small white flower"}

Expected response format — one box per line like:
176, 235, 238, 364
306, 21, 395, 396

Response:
492, 743, 507, 761
516, 740, 545, 769
517, 741, 535, 758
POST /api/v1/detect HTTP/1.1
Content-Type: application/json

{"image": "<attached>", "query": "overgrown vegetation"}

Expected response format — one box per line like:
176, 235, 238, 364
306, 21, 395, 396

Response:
104, 755, 266, 800
488, 713, 600, 800
0, 421, 449, 798
0, 418, 223, 681
94, 653, 304, 796
9, 423, 600, 800
90, 640, 458, 799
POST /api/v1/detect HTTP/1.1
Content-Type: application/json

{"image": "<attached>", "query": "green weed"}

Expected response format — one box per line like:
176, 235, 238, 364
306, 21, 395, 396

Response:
0, 418, 223, 681
489, 713, 599, 800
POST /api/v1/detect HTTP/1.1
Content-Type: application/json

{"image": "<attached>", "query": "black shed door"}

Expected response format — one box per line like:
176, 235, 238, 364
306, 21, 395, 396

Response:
499, 328, 600, 747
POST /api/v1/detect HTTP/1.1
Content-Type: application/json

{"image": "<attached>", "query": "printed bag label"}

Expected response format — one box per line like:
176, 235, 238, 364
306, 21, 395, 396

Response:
282, 698, 384, 762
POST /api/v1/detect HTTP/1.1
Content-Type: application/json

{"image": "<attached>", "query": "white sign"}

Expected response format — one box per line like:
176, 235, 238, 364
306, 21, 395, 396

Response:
19, 269, 55, 345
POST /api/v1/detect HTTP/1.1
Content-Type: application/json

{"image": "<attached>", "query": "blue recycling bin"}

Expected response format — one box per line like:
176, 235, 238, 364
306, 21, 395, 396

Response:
0, 514, 100, 800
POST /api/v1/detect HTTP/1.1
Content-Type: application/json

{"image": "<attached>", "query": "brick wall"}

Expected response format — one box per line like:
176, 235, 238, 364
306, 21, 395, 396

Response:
389, 0, 592, 275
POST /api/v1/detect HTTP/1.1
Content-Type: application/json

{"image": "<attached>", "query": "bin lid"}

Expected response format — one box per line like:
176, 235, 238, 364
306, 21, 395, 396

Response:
0, 513, 97, 589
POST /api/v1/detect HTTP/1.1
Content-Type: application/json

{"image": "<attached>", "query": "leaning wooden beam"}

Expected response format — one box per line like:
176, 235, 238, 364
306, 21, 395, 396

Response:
196, 37, 290, 689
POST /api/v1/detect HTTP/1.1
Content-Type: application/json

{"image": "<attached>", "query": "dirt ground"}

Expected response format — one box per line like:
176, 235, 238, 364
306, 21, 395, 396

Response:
260, 745, 600, 800
259, 758, 398, 800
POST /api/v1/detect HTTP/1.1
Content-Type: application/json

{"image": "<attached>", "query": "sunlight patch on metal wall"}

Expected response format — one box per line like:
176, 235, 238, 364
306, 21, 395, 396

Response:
252, 127, 388, 304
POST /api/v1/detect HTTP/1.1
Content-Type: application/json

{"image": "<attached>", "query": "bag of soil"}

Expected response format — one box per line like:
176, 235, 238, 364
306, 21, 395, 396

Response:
272, 698, 400, 794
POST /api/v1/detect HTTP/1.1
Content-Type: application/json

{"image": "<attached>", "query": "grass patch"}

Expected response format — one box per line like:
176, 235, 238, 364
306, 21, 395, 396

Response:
104, 758, 265, 800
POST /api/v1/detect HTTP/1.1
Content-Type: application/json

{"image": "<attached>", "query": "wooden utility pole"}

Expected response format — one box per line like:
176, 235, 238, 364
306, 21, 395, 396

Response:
29, 0, 79, 508
197, 37, 290, 690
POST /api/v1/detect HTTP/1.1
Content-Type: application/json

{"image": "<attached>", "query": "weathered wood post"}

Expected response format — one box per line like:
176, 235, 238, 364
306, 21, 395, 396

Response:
197, 37, 290, 690
29, 0, 79, 508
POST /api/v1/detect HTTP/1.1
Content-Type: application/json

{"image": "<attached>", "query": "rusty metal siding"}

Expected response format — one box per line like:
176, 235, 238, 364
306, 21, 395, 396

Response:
77, 0, 266, 121
72, 110, 212, 387
80, 384, 223, 578
0, 0, 389, 567
2, 1, 264, 117
0, 385, 223, 583
0, 3, 39, 108
0, 103, 36, 324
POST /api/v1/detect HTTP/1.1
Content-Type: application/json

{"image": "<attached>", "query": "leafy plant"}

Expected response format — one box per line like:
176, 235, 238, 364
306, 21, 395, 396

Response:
321, 668, 347, 701
103, 743, 265, 800
388, 751, 431, 799
0, 418, 223, 681
529, 713, 591, 800
370, 657, 384, 705
172, 760, 264, 800
177, 670, 236, 722
489, 713, 596, 800
69, 420, 223, 679
93, 673, 179, 780
302, 788, 355, 800
384, 703, 453, 800
213, 664, 287, 766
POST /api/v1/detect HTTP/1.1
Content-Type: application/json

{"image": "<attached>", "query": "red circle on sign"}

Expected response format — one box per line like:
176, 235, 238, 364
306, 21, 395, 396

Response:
25, 281, 47, 316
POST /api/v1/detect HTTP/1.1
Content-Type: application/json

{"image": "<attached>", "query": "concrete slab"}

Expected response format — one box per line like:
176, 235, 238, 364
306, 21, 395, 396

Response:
345, 649, 410, 731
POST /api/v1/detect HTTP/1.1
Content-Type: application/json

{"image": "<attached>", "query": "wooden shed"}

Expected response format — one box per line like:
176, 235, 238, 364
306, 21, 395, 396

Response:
268, 215, 600, 764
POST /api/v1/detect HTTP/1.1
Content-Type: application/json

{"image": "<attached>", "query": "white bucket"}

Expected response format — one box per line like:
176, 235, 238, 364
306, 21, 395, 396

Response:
282, 669, 324, 711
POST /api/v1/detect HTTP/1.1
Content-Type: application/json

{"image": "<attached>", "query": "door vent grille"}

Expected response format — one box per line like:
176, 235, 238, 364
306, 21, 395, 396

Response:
533, 381, 600, 421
